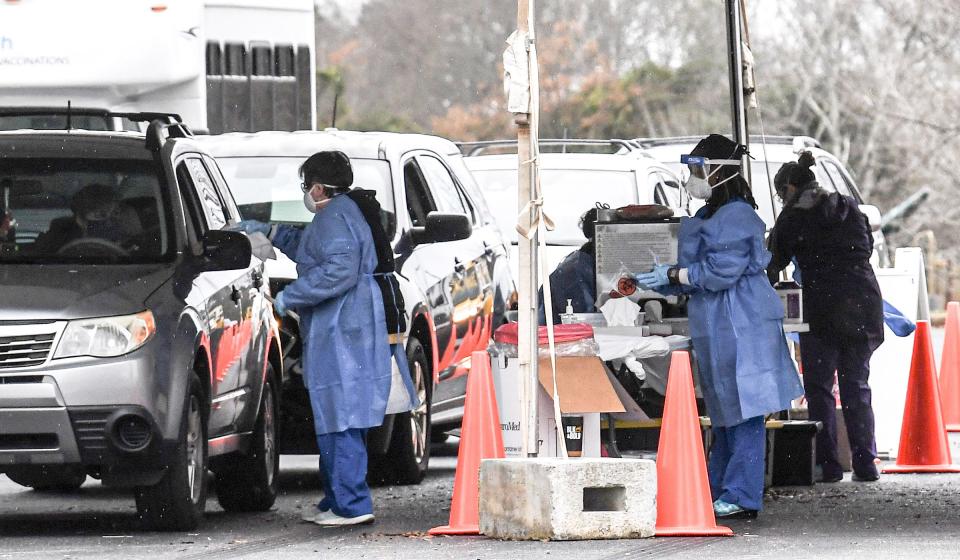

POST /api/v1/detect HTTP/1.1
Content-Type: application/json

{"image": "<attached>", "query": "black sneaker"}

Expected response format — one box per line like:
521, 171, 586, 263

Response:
814, 465, 843, 483
852, 471, 880, 482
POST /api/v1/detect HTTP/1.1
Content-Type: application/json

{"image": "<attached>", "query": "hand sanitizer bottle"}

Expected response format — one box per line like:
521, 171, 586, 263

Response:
560, 299, 575, 324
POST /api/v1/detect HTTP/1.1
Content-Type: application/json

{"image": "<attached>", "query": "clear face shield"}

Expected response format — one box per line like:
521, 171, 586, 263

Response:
679, 153, 743, 199
680, 155, 742, 180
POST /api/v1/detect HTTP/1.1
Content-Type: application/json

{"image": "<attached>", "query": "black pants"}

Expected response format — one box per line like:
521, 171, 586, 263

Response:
800, 333, 879, 478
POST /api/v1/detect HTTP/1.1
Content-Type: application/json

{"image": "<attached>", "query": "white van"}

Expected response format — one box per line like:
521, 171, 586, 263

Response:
0, 0, 315, 133
636, 135, 889, 266
461, 139, 686, 283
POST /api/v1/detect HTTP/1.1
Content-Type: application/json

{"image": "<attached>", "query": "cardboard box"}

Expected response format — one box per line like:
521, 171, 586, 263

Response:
493, 354, 625, 458
536, 357, 626, 414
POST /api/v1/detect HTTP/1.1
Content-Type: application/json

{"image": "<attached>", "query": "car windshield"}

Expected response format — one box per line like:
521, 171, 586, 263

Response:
0, 158, 171, 264
470, 168, 639, 245
217, 156, 396, 233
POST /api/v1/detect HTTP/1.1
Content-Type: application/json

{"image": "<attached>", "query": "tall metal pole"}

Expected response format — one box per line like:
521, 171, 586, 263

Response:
516, 0, 539, 457
725, 0, 751, 183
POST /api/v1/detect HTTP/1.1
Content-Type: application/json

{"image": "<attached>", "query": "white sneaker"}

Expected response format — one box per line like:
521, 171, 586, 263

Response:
301, 508, 324, 523
311, 510, 375, 527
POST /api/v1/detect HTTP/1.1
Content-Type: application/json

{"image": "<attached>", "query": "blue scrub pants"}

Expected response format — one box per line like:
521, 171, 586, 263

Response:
316, 428, 373, 518
708, 415, 765, 511
800, 333, 878, 479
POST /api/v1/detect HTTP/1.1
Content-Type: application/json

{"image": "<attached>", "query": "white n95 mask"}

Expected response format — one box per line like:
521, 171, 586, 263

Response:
684, 170, 741, 200
303, 191, 319, 213
685, 174, 713, 200
303, 191, 334, 213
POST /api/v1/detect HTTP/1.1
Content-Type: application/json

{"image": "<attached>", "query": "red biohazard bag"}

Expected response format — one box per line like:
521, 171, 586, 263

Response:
615, 204, 674, 221
493, 323, 594, 346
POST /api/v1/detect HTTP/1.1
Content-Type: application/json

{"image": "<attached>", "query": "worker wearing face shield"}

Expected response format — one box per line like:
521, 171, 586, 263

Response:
634, 134, 803, 519
235, 151, 391, 527
767, 152, 884, 483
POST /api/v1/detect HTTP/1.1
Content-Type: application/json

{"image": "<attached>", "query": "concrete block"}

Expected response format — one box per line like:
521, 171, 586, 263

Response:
479, 458, 656, 540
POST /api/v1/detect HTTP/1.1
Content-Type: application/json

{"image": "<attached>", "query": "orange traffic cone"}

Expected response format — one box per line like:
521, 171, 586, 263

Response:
883, 320, 960, 473
940, 302, 960, 431
429, 351, 505, 535
655, 351, 732, 537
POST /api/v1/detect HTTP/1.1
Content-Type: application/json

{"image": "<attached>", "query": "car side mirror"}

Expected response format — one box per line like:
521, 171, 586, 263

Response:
859, 204, 882, 232
201, 230, 252, 270
411, 212, 472, 245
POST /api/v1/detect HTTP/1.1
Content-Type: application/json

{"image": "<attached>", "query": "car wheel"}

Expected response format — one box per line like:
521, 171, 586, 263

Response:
5, 466, 86, 492
214, 366, 279, 512
135, 373, 208, 531
383, 338, 432, 485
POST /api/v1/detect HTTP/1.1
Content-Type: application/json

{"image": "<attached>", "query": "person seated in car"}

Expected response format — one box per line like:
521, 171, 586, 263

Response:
537, 206, 599, 325
32, 183, 134, 254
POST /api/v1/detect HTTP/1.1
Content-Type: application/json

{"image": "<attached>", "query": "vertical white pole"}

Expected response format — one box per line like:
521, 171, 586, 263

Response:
516, 0, 540, 457
725, 0, 750, 181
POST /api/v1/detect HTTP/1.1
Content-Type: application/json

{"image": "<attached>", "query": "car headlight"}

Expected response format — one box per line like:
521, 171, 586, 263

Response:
54, 311, 156, 359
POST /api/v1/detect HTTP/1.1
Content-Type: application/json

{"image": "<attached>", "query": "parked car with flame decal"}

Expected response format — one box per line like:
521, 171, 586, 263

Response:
200, 130, 515, 484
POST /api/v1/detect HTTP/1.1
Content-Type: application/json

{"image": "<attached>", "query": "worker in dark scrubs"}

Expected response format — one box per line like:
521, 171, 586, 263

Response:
538, 207, 599, 325
767, 151, 884, 483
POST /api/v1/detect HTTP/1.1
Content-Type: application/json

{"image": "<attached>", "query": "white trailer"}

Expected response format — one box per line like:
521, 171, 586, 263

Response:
0, 0, 315, 133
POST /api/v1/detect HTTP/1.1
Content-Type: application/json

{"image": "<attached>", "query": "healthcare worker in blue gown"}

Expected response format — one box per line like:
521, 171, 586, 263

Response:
635, 134, 804, 519
767, 152, 885, 484
237, 151, 391, 527
538, 207, 599, 325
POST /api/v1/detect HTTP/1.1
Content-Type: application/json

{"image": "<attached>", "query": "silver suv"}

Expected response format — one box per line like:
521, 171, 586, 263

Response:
0, 115, 281, 530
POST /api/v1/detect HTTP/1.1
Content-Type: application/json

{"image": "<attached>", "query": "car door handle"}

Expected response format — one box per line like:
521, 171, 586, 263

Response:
230, 285, 242, 305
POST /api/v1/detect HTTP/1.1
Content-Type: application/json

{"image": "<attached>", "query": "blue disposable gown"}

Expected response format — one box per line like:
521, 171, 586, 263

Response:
678, 201, 803, 427
273, 195, 392, 435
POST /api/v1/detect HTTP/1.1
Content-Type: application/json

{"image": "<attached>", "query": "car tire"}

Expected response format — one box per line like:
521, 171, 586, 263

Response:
214, 367, 279, 512
5, 466, 86, 492
380, 338, 431, 485
135, 373, 208, 531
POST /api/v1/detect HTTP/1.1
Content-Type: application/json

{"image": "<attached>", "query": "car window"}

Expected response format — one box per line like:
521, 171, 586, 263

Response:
648, 171, 681, 208
403, 159, 436, 227
417, 155, 471, 217
176, 162, 210, 236
217, 156, 395, 226
202, 155, 241, 222
0, 158, 171, 264
821, 160, 855, 199
813, 162, 840, 194
184, 158, 229, 230
447, 154, 493, 226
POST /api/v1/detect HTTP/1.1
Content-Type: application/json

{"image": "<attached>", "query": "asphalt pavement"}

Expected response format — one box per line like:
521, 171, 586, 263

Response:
1, 441, 959, 560
0, 328, 956, 559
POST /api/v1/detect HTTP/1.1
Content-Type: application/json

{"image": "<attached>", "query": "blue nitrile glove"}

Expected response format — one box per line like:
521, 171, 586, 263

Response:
273, 291, 289, 317
634, 264, 672, 289
235, 219, 271, 236
883, 299, 915, 337
791, 258, 803, 285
